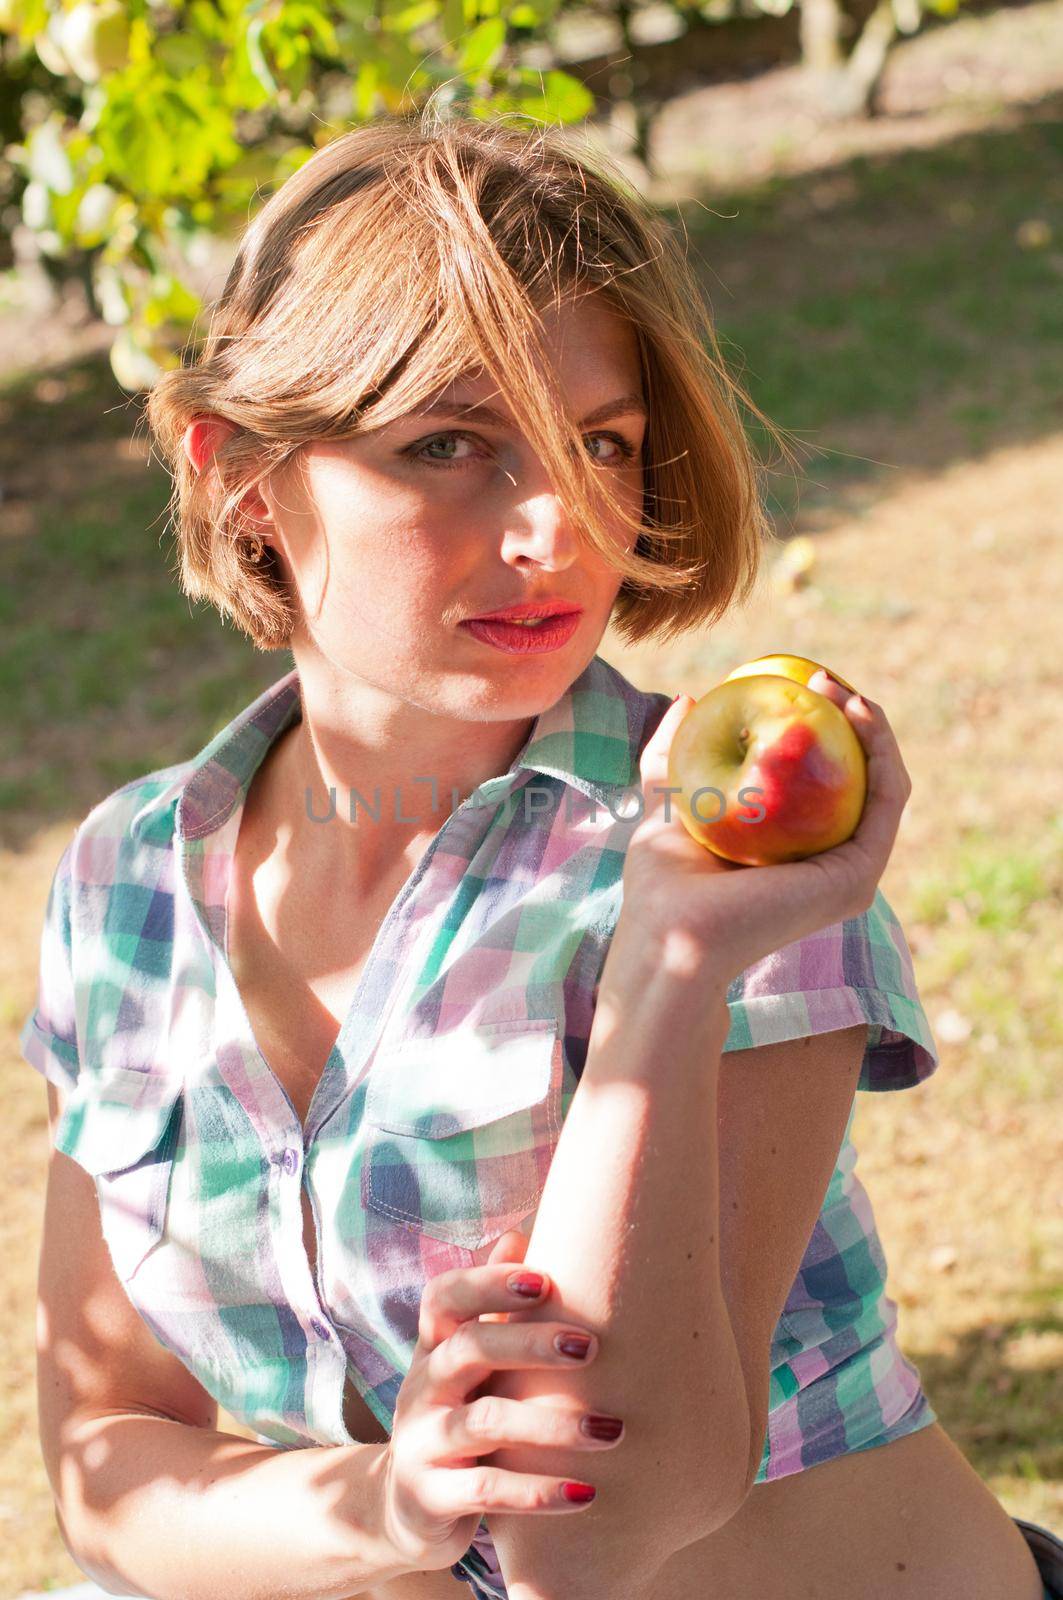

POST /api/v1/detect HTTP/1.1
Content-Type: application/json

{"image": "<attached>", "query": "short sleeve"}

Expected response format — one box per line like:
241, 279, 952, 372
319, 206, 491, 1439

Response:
19, 833, 81, 1107
721, 887, 939, 1092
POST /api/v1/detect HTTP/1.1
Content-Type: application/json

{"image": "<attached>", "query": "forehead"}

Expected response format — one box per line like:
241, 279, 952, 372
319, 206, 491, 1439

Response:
503, 297, 640, 374
424, 306, 645, 424
414, 390, 648, 433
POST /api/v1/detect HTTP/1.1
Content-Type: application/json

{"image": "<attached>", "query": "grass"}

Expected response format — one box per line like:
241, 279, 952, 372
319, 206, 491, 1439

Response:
909, 825, 1058, 934
675, 110, 1063, 521
0, 366, 282, 844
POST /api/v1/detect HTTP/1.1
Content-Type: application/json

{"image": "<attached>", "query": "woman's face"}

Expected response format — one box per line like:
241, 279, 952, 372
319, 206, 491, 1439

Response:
238, 293, 647, 725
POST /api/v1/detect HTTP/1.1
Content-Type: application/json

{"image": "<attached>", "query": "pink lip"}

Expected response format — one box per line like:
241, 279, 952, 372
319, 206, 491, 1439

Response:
466, 600, 583, 622
459, 612, 582, 655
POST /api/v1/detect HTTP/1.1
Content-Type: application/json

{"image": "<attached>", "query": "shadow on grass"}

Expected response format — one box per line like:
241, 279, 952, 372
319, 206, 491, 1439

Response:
912, 1306, 1063, 1489
1, 92, 1061, 845
0, 350, 285, 852
676, 91, 1063, 527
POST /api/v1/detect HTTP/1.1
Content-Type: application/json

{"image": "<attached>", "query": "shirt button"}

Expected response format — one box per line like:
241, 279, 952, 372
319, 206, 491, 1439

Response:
281, 1146, 300, 1174
310, 1317, 330, 1340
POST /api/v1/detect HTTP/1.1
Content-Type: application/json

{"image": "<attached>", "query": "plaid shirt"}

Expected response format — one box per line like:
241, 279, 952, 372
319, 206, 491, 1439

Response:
22, 652, 940, 1600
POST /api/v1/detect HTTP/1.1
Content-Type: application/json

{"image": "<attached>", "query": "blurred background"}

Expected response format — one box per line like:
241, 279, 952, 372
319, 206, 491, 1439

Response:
1, 0, 1061, 1590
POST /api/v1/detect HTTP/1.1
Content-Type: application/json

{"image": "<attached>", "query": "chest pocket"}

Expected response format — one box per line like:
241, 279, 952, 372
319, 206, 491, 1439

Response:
361, 1009, 564, 1252
55, 1070, 184, 1284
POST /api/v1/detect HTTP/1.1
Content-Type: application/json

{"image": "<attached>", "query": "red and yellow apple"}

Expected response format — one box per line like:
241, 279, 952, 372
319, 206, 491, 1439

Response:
723, 652, 858, 695
667, 654, 867, 866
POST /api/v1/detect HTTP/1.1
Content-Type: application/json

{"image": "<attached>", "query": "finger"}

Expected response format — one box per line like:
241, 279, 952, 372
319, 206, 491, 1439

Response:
808, 670, 911, 803
432, 1393, 623, 1463
804, 676, 912, 885
417, 1258, 552, 1352
425, 1319, 599, 1409
638, 693, 692, 824
422, 1460, 598, 1518
808, 667, 869, 721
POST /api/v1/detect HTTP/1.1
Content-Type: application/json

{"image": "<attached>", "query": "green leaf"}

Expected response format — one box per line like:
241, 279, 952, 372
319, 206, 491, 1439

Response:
512, 67, 594, 122
13, 0, 48, 44
226, 32, 274, 108
391, 0, 439, 31
143, 272, 202, 330
96, 72, 241, 200
285, 53, 310, 95
188, 0, 229, 39
274, 142, 317, 177
441, 0, 464, 43
458, 16, 506, 71
244, 15, 277, 93
353, 58, 380, 118
154, 31, 211, 74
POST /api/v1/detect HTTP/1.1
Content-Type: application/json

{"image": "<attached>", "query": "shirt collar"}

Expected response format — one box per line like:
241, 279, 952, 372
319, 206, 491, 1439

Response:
129, 652, 646, 848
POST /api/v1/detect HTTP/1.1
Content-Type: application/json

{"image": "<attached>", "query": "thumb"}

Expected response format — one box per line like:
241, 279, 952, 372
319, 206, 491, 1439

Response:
638, 693, 694, 824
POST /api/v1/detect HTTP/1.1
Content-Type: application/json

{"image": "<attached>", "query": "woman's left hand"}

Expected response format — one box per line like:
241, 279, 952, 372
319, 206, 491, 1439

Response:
617, 670, 913, 989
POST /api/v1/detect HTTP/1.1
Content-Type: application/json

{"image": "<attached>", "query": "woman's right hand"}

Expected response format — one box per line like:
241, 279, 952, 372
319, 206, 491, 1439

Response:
378, 1230, 622, 1574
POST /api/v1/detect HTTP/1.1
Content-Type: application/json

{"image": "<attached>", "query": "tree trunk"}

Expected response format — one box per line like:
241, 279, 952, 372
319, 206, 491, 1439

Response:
799, 0, 847, 72
613, 0, 661, 180
843, 0, 899, 115
805, 0, 898, 119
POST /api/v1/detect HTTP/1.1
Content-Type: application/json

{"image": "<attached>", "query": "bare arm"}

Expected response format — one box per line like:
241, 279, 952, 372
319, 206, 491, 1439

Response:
38, 1082, 410, 1600
480, 928, 751, 1600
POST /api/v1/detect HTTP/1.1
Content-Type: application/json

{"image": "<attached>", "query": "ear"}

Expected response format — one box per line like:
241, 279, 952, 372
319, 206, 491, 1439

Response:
183, 415, 237, 475
183, 416, 270, 523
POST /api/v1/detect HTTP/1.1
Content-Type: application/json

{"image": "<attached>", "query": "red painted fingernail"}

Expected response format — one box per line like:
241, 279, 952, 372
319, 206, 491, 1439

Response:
556, 1333, 592, 1359
580, 1413, 624, 1441
562, 1481, 597, 1503
508, 1272, 544, 1298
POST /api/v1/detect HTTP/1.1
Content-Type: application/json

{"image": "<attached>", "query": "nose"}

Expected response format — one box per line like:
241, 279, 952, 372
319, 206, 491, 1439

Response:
500, 491, 581, 572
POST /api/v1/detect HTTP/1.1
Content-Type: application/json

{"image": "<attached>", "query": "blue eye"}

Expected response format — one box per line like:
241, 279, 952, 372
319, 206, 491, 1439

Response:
415, 433, 477, 464
405, 430, 639, 470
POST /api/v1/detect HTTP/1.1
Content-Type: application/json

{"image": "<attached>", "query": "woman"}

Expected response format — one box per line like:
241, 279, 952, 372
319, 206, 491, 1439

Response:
24, 110, 1059, 1600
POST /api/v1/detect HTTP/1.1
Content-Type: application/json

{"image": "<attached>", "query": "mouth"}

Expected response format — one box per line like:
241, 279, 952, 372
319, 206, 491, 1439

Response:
464, 601, 584, 625
458, 609, 583, 655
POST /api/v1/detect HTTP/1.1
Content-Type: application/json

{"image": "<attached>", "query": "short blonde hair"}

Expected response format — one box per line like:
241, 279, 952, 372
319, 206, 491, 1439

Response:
144, 106, 793, 652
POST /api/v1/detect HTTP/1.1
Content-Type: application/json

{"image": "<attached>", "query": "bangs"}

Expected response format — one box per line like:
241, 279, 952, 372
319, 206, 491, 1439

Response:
145, 112, 792, 652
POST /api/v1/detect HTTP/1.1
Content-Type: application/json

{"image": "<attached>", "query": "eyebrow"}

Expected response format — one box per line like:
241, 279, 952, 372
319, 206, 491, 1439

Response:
411, 393, 649, 431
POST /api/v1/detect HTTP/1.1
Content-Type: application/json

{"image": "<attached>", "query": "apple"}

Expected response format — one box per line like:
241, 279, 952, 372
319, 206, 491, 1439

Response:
723, 651, 858, 695
58, 0, 130, 82
34, 12, 73, 74
109, 327, 174, 392
74, 181, 124, 247
666, 660, 868, 866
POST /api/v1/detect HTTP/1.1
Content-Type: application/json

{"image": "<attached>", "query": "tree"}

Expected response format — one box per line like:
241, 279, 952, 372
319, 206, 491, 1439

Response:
0, 0, 969, 387
0, 0, 595, 389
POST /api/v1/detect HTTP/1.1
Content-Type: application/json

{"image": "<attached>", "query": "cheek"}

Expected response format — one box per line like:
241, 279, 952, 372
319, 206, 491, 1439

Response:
583, 523, 639, 586
318, 533, 453, 640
